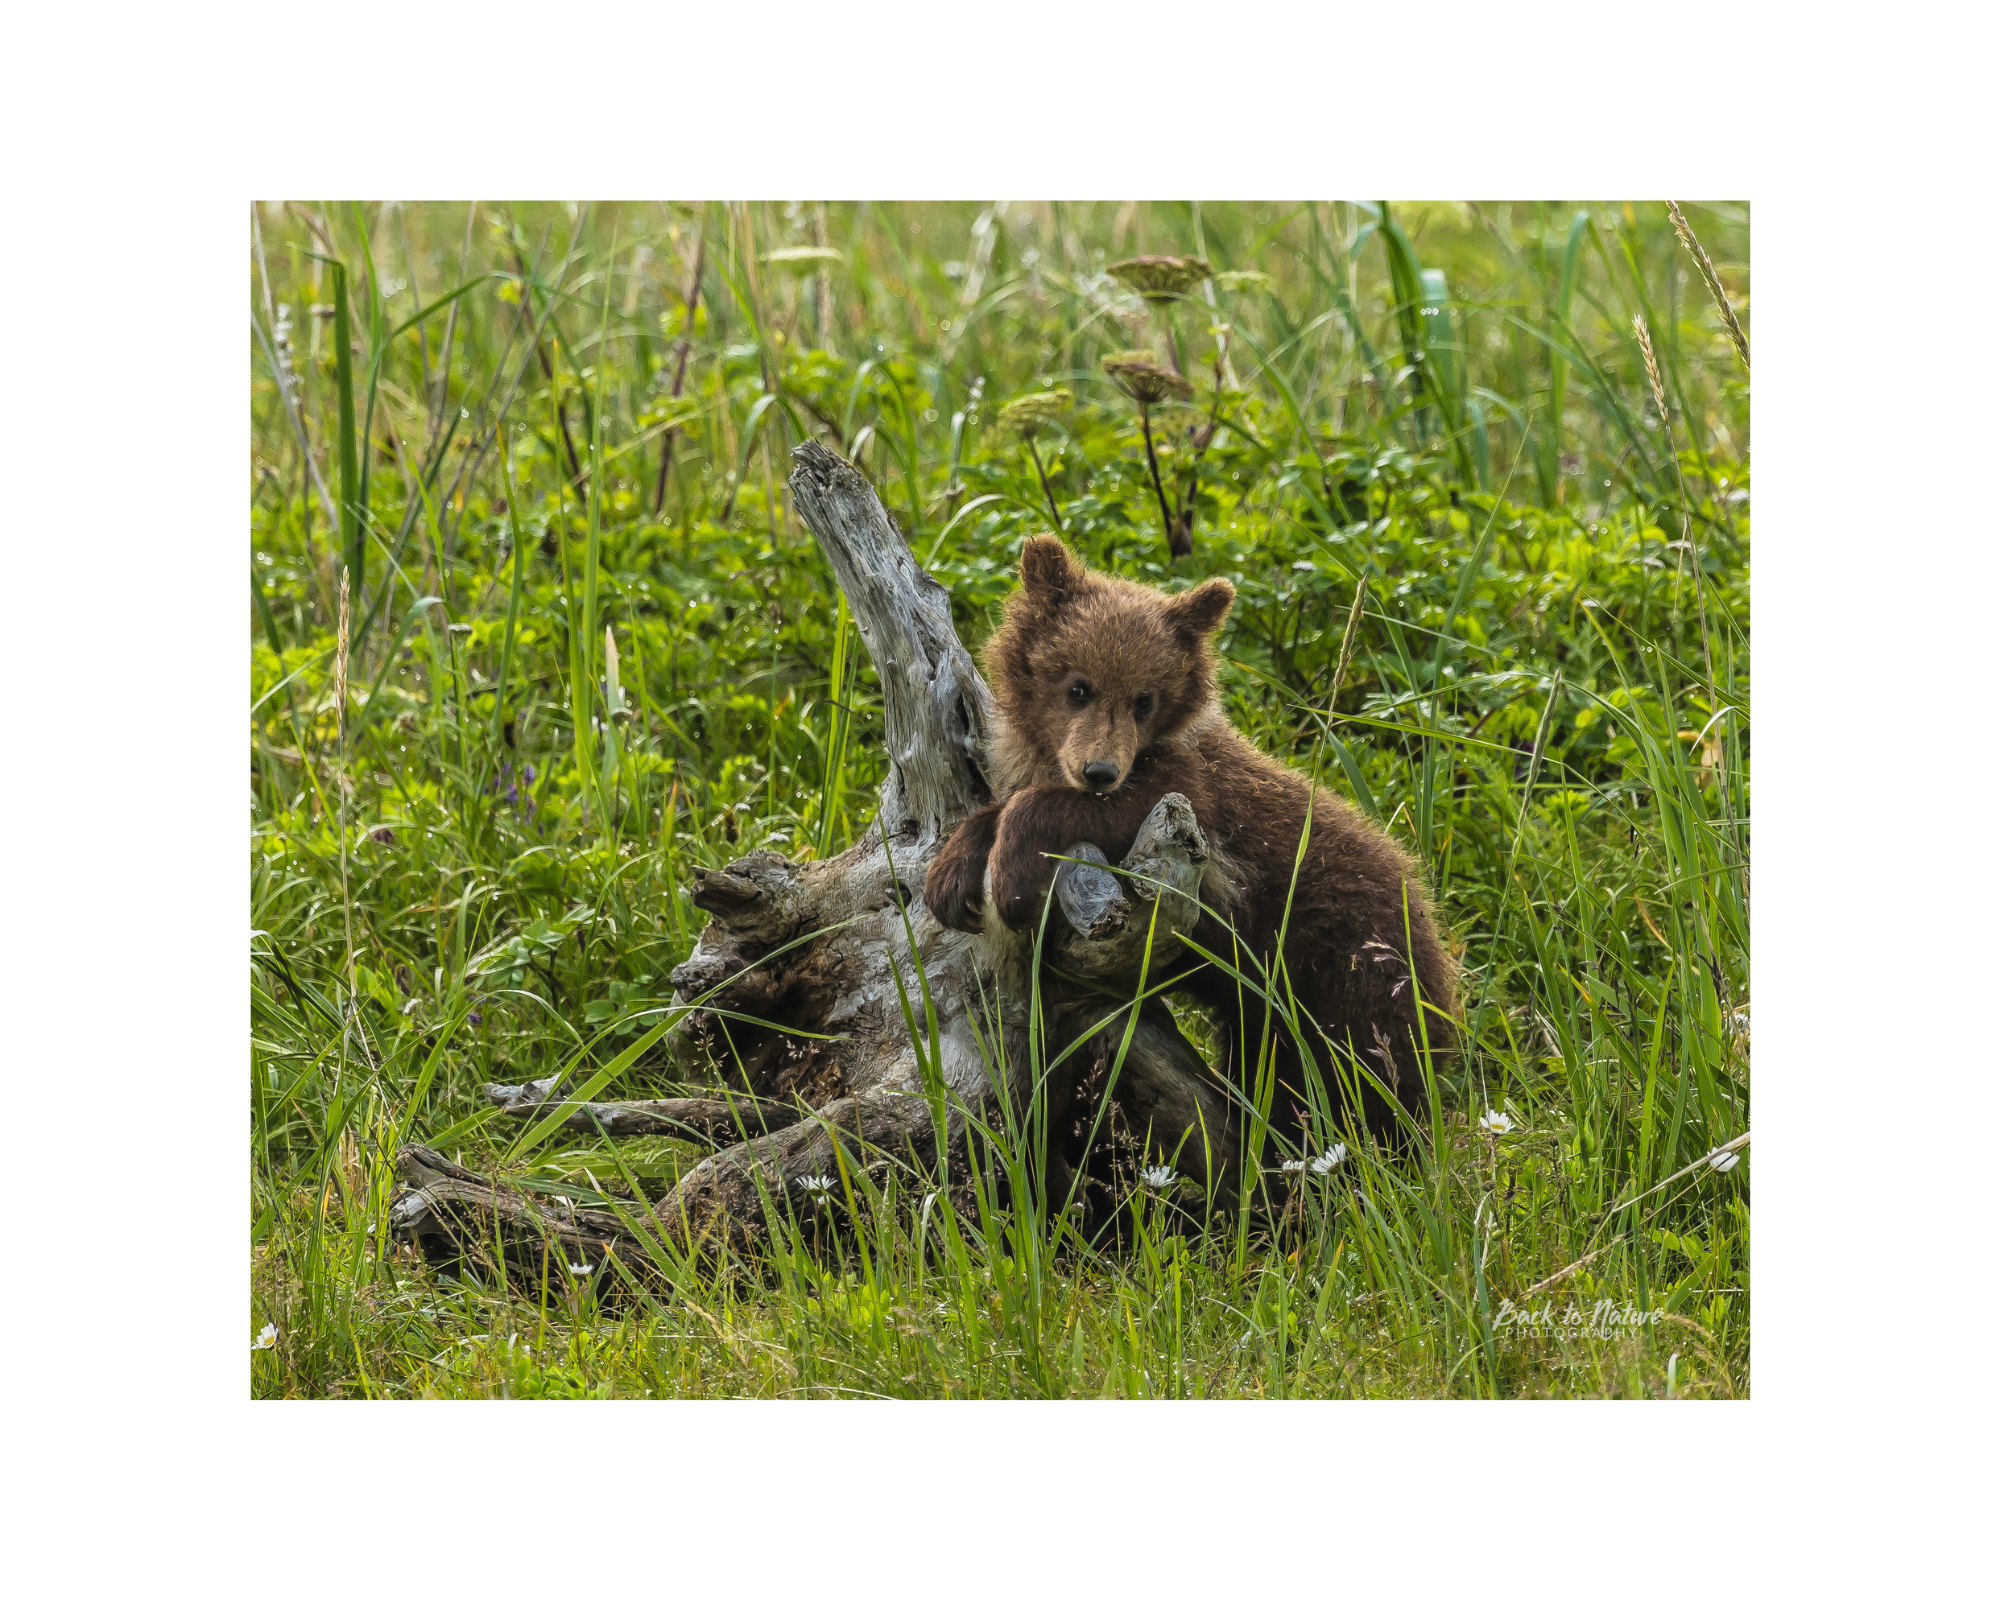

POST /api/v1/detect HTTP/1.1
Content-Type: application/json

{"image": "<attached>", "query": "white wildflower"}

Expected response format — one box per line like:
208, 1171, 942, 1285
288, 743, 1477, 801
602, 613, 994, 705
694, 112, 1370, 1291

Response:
1479, 1109, 1514, 1135
1139, 1165, 1177, 1190
1279, 1158, 1307, 1174
252, 1323, 277, 1351
1309, 1143, 1349, 1175
796, 1175, 837, 1204
1707, 1147, 1741, 1173
567, 1261, 593, 1277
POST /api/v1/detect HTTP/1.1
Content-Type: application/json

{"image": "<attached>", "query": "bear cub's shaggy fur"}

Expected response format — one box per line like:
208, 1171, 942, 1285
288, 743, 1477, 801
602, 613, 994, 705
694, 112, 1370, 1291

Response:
925, 535, 1457, 1138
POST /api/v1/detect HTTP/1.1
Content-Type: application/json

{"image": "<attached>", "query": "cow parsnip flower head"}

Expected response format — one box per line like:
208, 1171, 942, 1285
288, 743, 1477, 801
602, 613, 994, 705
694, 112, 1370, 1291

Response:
994, 388, 1072, 439
1102, 352, 1193, 406
761, 246, 843, 277
1106, 255, 1213, 303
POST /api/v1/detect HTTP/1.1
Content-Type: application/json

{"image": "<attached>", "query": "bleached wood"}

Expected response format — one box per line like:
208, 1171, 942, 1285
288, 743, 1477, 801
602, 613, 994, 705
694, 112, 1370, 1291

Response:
393, 442, 1242, 1269
788, 438, 996, 842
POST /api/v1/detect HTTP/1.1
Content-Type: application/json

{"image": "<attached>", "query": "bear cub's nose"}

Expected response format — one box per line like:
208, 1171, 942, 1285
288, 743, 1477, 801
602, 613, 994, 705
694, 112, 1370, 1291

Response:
1082, 762, 1119, 791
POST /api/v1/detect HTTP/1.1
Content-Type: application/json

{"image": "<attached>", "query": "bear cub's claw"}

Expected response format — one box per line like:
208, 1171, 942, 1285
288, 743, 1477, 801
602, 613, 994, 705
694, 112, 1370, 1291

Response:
989, 843, 1058, 932
923, 831, 992, 934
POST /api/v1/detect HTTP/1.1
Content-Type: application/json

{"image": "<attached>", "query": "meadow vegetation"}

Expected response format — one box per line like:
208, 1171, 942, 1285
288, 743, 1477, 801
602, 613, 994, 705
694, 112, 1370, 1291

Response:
250, 199, 1749, 1399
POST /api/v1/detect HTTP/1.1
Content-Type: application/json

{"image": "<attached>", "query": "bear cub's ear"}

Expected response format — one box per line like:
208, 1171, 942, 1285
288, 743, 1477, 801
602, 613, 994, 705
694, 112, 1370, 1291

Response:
1019, 535, 1085, 603
1164, 576, 1235, 639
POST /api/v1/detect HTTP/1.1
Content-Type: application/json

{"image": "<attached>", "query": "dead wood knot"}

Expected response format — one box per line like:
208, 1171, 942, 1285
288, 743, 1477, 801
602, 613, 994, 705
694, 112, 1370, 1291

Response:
790, 438, 854, 492
690, 867, 762, 912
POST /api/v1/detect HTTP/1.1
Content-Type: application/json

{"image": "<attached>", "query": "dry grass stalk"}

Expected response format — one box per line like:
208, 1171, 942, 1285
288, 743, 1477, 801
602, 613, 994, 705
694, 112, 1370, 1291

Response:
1634, 310, 1745, 905
1634, 313, 1723, 730
1521, 1131, 1751, 1296
1666, 201, 1748, 370
654, 229, 707, 514
1328, 575, 1369, 713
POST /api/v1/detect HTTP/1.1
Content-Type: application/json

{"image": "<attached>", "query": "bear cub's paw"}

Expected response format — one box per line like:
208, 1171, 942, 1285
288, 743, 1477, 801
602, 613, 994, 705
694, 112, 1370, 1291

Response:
923, 827, 992, 934
989, 839, 1060, 931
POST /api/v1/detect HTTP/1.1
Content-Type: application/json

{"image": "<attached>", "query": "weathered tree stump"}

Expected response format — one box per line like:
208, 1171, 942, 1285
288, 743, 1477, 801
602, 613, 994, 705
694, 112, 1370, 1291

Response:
392, 440, 1239, 1271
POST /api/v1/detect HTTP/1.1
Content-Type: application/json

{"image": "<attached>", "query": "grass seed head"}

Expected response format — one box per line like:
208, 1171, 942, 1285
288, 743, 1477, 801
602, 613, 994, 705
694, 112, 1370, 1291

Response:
1632, 314, 1670, 429
1666, 201, 1749, 370
334, 567, 350, 730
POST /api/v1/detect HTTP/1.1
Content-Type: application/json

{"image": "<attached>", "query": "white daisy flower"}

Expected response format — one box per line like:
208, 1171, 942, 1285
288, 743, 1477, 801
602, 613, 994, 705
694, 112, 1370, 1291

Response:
252, 1323, 277, 1350
1309, 1143, 1349, 1175
1707, 1147, 1741, 1173
1478, 1109, 1514, 1135
1279, 1158, 1306, 1174
567, 1261, 593, 1277
796, 1175, 837, 1205
1139, 1165, 1177, 1190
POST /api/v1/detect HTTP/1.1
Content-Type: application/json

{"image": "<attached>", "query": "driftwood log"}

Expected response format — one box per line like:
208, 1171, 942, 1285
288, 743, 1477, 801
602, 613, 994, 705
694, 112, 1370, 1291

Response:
392, 440, 1239, 1272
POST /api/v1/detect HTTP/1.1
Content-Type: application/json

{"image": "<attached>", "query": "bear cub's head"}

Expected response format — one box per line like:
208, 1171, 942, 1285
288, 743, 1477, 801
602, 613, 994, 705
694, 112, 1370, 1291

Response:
985, 535, 1234, 795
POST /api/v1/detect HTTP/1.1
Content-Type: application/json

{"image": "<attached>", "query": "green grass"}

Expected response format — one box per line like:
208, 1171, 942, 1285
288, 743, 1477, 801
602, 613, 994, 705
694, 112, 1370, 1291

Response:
249, 199, 1749, 1399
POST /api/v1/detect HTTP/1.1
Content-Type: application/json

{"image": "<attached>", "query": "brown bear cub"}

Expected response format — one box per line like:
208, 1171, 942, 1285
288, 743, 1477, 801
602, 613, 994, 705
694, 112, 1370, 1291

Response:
925, 535, 1457, 1142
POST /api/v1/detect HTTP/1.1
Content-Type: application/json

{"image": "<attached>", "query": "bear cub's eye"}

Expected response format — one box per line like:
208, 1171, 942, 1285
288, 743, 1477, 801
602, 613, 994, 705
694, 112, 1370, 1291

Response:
1068, 681, 1091, 704
1134, 694, 1154, 719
